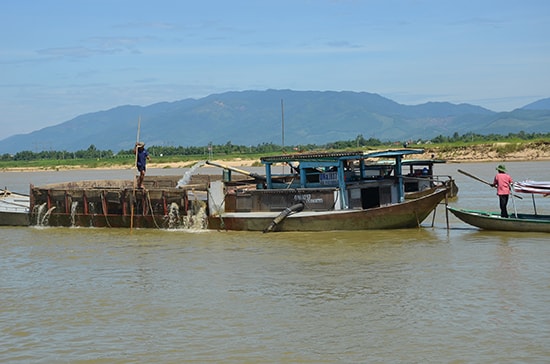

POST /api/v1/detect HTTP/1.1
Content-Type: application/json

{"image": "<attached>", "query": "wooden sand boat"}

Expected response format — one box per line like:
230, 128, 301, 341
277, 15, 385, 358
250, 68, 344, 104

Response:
27, 149, 452, 231
207, 149, 451, 232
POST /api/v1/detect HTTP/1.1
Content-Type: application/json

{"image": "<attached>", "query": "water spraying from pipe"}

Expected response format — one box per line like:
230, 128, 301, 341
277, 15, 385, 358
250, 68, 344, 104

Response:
177, 161, 206, 188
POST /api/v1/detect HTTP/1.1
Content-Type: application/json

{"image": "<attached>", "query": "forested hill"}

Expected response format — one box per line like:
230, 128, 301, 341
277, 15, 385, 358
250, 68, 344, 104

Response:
1, 90, 549, 154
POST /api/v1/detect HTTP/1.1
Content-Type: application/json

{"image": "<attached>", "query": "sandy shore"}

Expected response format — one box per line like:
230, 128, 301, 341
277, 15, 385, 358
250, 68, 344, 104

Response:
149, 142, 550, 168
3, 142, 550, 172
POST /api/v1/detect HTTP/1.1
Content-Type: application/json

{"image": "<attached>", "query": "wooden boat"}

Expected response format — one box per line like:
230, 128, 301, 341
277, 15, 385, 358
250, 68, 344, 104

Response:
206, 149, 451, 232
26, 149, 451, 231
448, 180, 550, 233
447, 207, 550, 233
0, 188, 30, 226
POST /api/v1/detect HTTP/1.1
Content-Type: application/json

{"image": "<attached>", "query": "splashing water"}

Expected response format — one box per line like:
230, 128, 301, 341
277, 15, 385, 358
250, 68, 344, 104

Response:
41, 206, 56, 226
167, 202, 180, 229
32, 203, 57, 226
88, 202, 96, 215
70, 201, 79, 227
164, 200, 208, 230
182, 200, 208, 230
177, 161, 206, 188
33, 203, 47, 225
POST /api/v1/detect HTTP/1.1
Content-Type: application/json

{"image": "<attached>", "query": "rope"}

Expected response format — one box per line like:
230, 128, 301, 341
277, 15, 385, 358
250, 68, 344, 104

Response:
145, 190, 161, 229
100, 192, 112, 228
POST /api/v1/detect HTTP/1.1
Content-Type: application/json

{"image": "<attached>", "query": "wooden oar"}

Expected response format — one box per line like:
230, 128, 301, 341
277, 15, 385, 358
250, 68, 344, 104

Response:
457, 169, 492, 187
458, 169, 522, 199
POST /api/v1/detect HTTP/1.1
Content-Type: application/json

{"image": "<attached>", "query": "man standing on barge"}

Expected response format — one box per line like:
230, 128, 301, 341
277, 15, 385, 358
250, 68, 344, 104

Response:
134, 142, 150, 189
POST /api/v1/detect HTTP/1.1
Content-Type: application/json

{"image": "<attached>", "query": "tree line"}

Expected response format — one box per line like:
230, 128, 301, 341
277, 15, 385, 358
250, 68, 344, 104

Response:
1, 131, 549, 162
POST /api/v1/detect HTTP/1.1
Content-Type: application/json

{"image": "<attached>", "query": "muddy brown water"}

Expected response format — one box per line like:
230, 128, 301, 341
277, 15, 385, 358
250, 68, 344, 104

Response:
1, 161, 549, 362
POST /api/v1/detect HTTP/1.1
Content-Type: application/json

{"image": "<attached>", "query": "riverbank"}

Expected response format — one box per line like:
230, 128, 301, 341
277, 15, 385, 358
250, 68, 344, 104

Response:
422, 141, 550, 163
2, 142, 550, 172
159, 142, 550, 167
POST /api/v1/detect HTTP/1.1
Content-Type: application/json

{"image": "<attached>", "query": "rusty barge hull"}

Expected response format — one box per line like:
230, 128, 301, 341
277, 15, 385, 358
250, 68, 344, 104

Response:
39, 212, 188, 229
29, 175, 216, 229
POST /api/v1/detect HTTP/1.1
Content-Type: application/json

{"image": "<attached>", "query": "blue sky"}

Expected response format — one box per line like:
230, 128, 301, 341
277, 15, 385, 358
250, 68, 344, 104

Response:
1, 0, 549, 139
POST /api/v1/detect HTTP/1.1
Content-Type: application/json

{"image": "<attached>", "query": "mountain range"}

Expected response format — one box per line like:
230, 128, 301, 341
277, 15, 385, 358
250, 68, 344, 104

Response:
1, 89, 549, 154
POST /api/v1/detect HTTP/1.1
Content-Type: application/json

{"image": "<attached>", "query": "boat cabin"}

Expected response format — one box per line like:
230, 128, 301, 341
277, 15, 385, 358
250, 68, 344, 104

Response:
212, 149, 428, 214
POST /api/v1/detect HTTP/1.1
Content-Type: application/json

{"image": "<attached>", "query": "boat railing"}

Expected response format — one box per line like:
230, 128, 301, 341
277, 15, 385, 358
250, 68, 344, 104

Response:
403, 174, 458, 199
401, 173, 453, 186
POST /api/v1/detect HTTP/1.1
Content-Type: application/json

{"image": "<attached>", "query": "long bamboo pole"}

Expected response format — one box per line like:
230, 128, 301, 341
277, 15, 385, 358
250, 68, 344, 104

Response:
281, 99, 285, 174
130, 116, 141, 232
457, 169, 522, 199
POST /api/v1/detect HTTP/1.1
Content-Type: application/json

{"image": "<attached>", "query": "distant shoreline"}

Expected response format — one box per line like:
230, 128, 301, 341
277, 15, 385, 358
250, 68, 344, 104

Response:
2, 142, 550, 173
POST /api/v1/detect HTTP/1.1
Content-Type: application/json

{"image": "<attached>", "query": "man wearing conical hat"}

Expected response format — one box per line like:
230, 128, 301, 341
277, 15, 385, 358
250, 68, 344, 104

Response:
134, 141, 150, 189
491, 164, 513, 218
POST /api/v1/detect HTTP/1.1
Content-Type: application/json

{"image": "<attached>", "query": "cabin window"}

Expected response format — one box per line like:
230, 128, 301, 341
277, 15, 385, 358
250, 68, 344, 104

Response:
361, 187, 380, 209
304, 169, 320, 183
405, 181, 419, 192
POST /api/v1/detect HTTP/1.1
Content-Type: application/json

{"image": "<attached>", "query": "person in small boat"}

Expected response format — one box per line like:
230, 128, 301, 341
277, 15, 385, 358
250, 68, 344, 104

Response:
491, 164, 513, 217
134, 142, 150, 189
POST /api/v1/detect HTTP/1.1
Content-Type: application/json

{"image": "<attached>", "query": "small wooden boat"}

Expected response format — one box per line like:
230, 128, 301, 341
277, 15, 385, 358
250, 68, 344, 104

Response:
447, 207, 550, 233
0, 188, 30, 226
448, 180, 550, 233
207, 149, 451, 232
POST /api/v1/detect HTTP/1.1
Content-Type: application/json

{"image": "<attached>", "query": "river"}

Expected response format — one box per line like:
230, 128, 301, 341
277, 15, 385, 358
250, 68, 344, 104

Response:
1, 161, 549, 363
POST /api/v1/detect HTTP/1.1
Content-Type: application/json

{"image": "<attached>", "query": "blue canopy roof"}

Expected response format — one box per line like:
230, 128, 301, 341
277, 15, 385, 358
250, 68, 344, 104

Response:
260, 149, 424, 164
